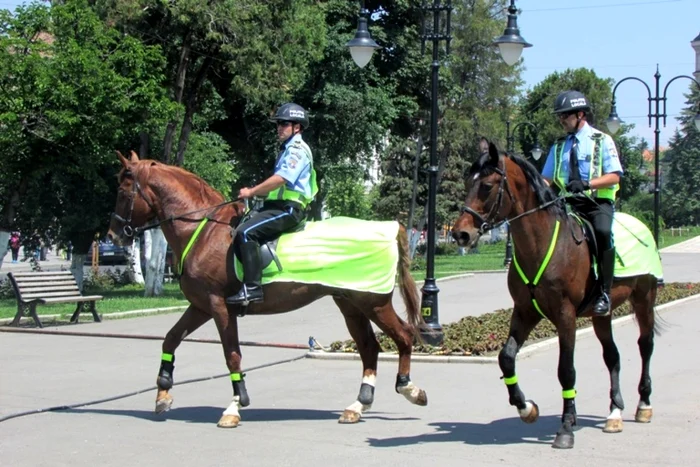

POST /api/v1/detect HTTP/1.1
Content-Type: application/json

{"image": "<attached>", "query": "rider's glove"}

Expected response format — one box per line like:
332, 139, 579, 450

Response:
566, 179, 590, 194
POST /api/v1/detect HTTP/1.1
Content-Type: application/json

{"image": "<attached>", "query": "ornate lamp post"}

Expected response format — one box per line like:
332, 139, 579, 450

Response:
346, 1, 381, 68
606, 63, 700, 247
493, 0, 531, 66
503, 120, 542, 267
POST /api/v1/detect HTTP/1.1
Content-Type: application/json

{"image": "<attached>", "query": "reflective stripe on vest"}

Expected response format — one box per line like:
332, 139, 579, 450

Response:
266, 140, 318, 208
552, 132, 617, 200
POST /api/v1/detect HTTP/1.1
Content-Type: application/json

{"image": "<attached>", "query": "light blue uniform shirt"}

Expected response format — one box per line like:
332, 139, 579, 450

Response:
273, 133, 313, 199
542, 122, 623, 182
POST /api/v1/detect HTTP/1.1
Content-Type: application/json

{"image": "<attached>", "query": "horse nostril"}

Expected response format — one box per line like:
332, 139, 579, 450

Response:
452, 231, 470, 246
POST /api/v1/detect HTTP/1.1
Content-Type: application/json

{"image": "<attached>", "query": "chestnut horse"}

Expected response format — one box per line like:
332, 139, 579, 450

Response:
107, 151, 427, 428
452, 142, 661, 449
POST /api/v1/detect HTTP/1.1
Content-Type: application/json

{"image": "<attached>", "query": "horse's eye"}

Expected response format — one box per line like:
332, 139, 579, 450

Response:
479, 183, 493, 193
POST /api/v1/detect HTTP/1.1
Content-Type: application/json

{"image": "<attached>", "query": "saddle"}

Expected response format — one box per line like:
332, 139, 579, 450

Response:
565, 198, 607, 316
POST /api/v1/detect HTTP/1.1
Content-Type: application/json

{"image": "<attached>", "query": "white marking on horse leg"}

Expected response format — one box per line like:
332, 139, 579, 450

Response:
637, 401, 652, 410
362, 374, 376, 387
344, 400, 371, 415
397, 381, 421, 404
223, 395, 241, 417
518, 401, 534, 418
607, 407, 623, 420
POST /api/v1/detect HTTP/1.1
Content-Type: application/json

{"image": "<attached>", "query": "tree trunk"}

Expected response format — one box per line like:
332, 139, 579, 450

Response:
163, 30, 192, 164
139, 129, 149, 158
126, 236, 145, 285
0, 230, 9, 270
175, 56, 213, 167
143, 228, 167, 296
71, 254, 86, 291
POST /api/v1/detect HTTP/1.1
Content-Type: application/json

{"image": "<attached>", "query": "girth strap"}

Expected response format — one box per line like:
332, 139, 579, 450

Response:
511, 219, 561, 321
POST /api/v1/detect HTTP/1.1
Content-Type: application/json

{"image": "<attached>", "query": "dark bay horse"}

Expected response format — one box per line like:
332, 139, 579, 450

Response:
452, 142, 660, 449
107, 151, 427, 428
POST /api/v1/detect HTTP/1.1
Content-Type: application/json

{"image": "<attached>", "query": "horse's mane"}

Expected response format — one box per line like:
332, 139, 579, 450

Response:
469, 150, 565, 217
123, 159, 244, 219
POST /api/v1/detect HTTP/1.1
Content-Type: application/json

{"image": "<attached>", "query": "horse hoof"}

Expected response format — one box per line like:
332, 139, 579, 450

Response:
155, 392, 173, 414
338, 410, 362, 424
217, 414, 240, 428
635, 407, 653, 423
552, 431, 575, 449
415, 389, 428, 407
519, 400, 539, 424
603, 418, 623, 433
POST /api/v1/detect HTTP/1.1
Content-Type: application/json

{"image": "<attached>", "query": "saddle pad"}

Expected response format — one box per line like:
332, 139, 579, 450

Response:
235, 217, 400, 294
613, 212, 663, 279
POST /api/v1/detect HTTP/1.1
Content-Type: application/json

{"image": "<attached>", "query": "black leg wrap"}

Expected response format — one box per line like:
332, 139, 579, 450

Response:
395, 373, 411, 393
562, 398, 577, 426
157, 360, 174, 390
233, 379, 250, 407
358, 383, 375, 405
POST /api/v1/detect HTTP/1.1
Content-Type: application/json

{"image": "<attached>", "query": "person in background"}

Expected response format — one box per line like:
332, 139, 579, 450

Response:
9, 231, 20, 263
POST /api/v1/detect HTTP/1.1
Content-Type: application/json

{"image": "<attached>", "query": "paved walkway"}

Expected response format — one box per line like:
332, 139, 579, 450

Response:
659, 235, 700, 253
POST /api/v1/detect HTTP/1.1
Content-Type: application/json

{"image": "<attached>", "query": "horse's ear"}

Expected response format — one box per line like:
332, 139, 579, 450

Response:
488, 142, 500, 165
116, 150, 130, 169
129, 150, 140, 162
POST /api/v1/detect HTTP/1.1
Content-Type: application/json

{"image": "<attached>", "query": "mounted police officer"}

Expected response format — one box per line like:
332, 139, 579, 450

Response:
541, 90, 623, 317
226, 103, 317, 305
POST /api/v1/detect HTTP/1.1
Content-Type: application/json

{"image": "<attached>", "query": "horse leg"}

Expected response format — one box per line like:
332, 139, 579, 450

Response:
365, 297, 428, 408
498, 306, 541, 424
592, 316, 625, 433
156, 305, 211, 414
333, 297, 380, 424
632, 279, 657, 423
211, 302, 247, 428
552, 311, 578, 449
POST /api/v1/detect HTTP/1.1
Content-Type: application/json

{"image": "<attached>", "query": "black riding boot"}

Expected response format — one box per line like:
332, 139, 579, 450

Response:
226, 242, 263, 305
593, 248, 615, 317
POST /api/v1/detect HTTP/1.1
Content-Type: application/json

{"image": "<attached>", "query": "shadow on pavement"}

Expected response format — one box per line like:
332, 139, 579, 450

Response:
65, 406, 364, 424
367, 414, 605, 447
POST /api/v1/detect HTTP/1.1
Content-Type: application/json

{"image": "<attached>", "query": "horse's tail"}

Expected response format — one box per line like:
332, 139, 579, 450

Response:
397, 225, 423, 337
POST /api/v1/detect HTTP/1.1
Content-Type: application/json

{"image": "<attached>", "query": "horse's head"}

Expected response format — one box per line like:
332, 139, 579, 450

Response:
107, 150, 158, 246
452, 141, 515, 248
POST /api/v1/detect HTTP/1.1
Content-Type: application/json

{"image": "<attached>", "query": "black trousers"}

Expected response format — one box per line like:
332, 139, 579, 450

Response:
568, 197, 614, 252
234, 201, 305, 253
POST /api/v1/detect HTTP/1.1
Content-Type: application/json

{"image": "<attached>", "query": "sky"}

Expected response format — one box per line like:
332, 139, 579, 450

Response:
516, 0, 700, 147
2, 0, 699, 147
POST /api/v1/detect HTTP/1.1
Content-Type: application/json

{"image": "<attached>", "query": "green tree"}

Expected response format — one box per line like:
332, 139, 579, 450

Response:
661, 85, 700, 226
0, 1, 172, 260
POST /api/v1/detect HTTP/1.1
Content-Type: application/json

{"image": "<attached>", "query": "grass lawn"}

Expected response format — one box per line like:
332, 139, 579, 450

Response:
0, 282, 187, 320
410, 241, 506, 280
659, 226, 700, 249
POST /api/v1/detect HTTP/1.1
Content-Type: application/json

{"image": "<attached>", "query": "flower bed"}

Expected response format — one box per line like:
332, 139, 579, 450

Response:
328, 282, 700, 356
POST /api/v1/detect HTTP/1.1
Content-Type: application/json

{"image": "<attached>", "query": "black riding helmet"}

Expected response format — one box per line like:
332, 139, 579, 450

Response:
553, 90, 590, 114
270, 103, 309, 129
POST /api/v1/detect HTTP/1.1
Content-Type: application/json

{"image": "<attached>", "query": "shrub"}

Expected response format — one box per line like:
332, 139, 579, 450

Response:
328, 282, 700, 356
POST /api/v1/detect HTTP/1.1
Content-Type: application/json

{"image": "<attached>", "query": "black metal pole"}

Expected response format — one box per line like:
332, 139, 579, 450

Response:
653, 69, 661, 249
420, 0, 443, 345
503, 120, 514, 267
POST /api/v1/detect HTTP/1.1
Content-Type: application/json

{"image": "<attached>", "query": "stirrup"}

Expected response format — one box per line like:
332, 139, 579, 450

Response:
225, 284, 263, 306
592, 293, 611, 317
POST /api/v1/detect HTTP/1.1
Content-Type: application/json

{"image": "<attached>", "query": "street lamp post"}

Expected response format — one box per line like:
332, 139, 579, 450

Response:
414, 0, 453, 346
606, 66, 700, 248
346, 1, 382, 68
503, 120, 542, 267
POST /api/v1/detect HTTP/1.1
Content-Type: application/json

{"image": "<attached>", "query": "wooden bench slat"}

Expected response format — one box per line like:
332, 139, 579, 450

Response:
11, 271, 73, 277
18, 285, 79, 293
14, 277, 77, 284
22, 291, 85, 300
39, 295, 103, 304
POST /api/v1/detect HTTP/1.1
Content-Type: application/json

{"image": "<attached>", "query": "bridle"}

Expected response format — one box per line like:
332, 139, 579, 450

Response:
461, 157, 514, 236
460, 156, 563, 236
110, 170, 158, 238
111, 169, 239, 238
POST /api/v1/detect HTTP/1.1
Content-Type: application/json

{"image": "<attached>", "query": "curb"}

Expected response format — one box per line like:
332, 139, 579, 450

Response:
0, 305, 189, 326
305, 292, 700, 365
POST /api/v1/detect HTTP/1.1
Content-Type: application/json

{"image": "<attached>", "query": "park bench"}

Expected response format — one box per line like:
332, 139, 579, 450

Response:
7, 271, 103, 328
